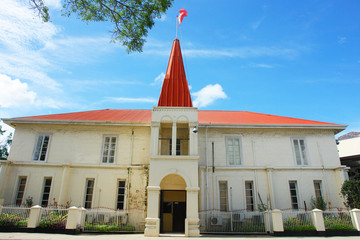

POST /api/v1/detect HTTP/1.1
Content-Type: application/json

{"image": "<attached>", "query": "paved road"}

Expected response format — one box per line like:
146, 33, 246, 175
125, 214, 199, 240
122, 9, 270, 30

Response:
0, 233, 360, 240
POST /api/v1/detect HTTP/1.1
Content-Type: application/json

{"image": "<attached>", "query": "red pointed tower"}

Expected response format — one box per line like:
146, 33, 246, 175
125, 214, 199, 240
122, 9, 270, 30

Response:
158, 39, 193, 107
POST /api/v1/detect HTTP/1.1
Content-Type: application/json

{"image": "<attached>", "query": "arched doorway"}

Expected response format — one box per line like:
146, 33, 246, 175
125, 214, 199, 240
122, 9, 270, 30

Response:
159, 174, 186, 233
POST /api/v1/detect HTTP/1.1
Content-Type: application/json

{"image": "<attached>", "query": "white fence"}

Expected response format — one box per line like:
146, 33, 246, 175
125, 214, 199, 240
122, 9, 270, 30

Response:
199, 210, 266, 233
282, 209, 315, 231
0, 205, 31, 227
39, 207, 69, 229
323, 209, 354, 230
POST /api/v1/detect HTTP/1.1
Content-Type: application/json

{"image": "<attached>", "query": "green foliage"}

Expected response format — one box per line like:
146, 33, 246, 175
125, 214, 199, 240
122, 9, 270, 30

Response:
29, 0, 174, 53
85, 223, 135, 232
39, 211, 68, 229
0, 126, 12, 160
310, 196, 327, 210
324, 214, 355, 230
340, 180, 360, 209
0, 213, 28, 228
283, 216, 316, 231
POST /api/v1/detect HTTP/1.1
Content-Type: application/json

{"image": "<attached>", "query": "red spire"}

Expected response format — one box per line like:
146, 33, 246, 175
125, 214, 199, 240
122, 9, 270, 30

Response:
158, 39, 193, 107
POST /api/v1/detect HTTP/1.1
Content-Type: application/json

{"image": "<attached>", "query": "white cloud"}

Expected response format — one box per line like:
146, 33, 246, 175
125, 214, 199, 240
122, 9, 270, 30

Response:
0, 74, 67, 109
252, 16, 266, 30
0, 74, 36, 108
151, 72, 165, 86
338, 37, 347, 44
44, 0, 62, 9
192, 84, 227, 108
107, 97, 157, 103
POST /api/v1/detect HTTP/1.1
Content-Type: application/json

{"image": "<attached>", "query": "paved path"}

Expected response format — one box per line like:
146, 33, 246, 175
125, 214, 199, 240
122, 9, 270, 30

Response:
0, 233, 360, 240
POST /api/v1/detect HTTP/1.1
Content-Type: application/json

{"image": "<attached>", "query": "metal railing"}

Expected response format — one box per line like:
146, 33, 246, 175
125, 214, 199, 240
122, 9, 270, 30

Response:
282, 210, 315, 231
83, 208, 145, 232
39, 207, 68, 229
199, 210, 266, 233
323, 209, 355, 230
0, 205, 30, 227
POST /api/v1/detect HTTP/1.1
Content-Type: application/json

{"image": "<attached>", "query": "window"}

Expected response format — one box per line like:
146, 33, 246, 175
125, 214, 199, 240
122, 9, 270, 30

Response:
289, 181, 299, 209
292, 138, 308, 165
33, 135, 51, 161
84, 179, 95, 208
245, 181, 254, 211
313, 180, 322, 199
116, 180, 126, 210
226, 137, 241, 165
41, 178, 52, 207
219, 181, 228, 211
16, 177, 27, 205
102, 136, 117, 163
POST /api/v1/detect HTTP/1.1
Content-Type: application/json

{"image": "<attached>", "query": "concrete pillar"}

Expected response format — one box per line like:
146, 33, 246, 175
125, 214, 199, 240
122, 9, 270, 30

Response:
172, 122, 177, 156
189, 123, 198, 156
312, 209, 325, 231
185, 187, 200, 237
271, 209, 284, 232
144, 186, 161, 237
0, 162, 10, 201
78, 207, 87, 230
266, 168, 276, 209
27, 205, 42, 228
264, 211, 272, 233
59, 165, 70, 204
150, 123, 160, 156
66, 206, 80, 230
350, 208, 360, 231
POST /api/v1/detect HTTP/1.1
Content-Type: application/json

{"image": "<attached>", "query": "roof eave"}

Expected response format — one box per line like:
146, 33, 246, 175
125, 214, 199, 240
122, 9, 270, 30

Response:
198, 123, 347, 133
2, 118, 151, 127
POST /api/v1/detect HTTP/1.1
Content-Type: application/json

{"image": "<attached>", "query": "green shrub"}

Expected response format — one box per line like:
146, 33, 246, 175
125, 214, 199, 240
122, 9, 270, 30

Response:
84, 223, 135, 232
324, 214, 355, 230
310, 196, 327, 210
283, 216, 315, 231
0, 213, 28, 228
39, 211, 67, 229
341, 180, 360, 209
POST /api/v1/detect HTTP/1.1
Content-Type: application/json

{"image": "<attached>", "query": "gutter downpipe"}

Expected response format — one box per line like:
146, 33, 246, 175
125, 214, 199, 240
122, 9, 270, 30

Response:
127, 129, 134, 212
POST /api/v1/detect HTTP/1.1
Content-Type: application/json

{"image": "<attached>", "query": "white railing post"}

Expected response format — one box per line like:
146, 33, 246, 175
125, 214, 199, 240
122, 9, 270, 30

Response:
271, 209, 284, 232
27, 205, 42, 228
311, 209, 325, 231
78, 207, 87, 230
350, 208, 360, 231
264, 210, 272, 233
66, 206, 80, 230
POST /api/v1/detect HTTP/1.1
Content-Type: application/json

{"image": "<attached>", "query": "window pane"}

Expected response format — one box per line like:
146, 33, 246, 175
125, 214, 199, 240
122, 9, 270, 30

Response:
293, 140, 302, 165
219, 181, 228, 211
117, 180, 126, 210
102, 136, 117, 163
16, 177, 27, 205
300, 140, 308, 165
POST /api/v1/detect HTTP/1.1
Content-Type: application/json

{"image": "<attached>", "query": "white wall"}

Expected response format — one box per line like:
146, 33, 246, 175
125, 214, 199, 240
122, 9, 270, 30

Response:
338, 136, 360, 158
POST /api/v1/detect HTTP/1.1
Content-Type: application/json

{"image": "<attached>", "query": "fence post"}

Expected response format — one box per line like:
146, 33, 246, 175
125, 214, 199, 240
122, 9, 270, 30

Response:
78, 207, 87, 230
311, 209, 325, 231
27, 205, 42, 228
66, 206, 80, 230
264, 210, 272, 233
350, 208, 360, 231
271, 209, 284, 232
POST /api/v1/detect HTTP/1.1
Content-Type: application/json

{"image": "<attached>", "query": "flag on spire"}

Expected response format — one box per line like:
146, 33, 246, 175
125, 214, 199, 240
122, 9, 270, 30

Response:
178, 8, 188, 25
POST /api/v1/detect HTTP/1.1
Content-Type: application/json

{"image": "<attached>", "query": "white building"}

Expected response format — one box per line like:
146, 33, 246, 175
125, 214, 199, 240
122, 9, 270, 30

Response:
337, 132, 360, 180
0, 39, 347, 236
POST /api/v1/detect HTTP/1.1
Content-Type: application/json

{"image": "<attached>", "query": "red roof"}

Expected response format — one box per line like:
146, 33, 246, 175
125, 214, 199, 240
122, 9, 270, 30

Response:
9, 109, 340, 126
158, 39, 193, 107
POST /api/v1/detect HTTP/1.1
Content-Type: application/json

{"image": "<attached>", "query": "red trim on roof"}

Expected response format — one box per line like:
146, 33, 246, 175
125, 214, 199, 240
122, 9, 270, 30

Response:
11, 109, 339, 126
158, 39, 193, 107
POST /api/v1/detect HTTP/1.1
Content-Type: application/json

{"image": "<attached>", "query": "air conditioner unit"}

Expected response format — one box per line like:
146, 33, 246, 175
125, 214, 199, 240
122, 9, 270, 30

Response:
232, 213, 244, 222
210, 216, 222, 225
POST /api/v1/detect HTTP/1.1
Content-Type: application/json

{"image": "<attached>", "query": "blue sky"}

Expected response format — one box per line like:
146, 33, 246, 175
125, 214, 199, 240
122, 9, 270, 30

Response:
1, 0, 360, 138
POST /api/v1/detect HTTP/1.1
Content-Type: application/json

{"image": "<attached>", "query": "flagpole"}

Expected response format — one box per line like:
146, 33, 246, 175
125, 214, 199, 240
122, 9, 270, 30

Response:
176, 16, 178, 39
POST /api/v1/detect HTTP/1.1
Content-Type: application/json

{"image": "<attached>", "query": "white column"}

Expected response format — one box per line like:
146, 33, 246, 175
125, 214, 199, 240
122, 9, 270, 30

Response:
144, 186, 161, 237
271, 209, 284, 232
350, 208, 360, 231
172, 122, 177, 156
66, 206, 80, 229
59, 165, 70, 205
27, 205, 42, 228
185, 187, 200, 237
150, 123, 160, 156
266, 168, 276, 209
312, 209, 325, 231
0, 162, 10, 203
189, 123, 198, 156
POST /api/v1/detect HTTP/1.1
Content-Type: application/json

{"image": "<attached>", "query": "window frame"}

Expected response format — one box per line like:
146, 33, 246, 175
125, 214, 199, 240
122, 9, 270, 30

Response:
226, 136, 242, 166
32, 134, 52, 162
116, 180, 126, 210
41, 177, 52, 207
313, 180, 323, 199
84, 178, 95, 209
218, 180, 229, 211
289, 180, 299, 210
291, 138, 309, 166
245, 180, 255, 211
15, 176, 27, 205
101, 135, 118, 164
